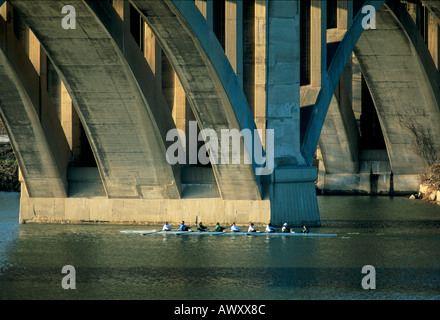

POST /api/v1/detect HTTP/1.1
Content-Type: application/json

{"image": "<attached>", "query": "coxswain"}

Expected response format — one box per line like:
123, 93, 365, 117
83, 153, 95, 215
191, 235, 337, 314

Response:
231, 222, 241, 232
162, 222, 172, 231
179, 221, 191, 231
265, 223, 276, 233
301, 225, 310, 234
197, 222, 207, 232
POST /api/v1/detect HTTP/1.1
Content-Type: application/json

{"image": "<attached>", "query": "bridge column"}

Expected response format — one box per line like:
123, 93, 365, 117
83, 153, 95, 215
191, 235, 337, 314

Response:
225, 0, 243, 88
311, 0, 327, 87
265, 1, 320, 226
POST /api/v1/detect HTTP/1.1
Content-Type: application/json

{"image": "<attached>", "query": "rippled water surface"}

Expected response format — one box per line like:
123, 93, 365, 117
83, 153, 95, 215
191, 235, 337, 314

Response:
1, 192, 439, 300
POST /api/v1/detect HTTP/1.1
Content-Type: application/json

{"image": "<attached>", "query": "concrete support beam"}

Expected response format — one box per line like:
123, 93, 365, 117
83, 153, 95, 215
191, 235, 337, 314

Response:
225, 0, 243, 87
337, 0, 353, 30
311, 0, 327, 87
426, 7, 440, 70
254, 0, 267, 146
195, 0, 213, 30
266, 0, 305, 166
264, 1, 319, 226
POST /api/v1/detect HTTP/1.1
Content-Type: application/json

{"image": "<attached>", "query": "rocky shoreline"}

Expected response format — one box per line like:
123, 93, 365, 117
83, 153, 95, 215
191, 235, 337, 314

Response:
409, 161, 440, 204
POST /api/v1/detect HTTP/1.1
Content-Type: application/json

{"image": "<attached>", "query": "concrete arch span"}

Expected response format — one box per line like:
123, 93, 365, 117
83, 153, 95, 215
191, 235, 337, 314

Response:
318, 2, 440, 194
354, 4, 440, 175
129, 0, 262, 201
0, 15, 69, 198
9, 0, 180, 199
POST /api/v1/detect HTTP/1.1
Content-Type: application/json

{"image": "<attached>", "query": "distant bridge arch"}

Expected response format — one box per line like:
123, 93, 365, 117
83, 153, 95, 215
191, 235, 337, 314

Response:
316, 1, 440, 193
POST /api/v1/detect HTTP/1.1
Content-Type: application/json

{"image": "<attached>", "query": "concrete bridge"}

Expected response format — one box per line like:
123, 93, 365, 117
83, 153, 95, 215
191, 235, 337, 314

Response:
0, 0, 439, 226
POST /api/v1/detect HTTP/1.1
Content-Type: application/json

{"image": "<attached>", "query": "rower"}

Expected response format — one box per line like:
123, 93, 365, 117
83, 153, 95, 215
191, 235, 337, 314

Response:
162, 222, 172, 231
265, 223, 276, 233
214, 222, 225, 232
248, 223, 257, 233
301, 225, 310, 234
231, 222, 241, 232
179, 221, 191, 231
281, 223, 292, 233
197, 222, 207, 232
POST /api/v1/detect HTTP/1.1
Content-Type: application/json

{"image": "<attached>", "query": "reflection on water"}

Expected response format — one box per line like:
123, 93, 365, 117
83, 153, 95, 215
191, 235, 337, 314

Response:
0, 192, 439, 299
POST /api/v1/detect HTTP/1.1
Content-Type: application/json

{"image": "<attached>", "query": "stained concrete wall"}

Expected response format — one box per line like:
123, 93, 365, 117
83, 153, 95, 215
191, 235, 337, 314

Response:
19, 195, 271, 227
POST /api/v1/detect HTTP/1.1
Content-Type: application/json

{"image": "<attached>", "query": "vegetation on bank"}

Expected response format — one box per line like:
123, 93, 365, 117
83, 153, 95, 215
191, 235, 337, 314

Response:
0, 120, 20, 192
422, 160, 440, 190
0, 143, 20, 192
419, 160, 440, 202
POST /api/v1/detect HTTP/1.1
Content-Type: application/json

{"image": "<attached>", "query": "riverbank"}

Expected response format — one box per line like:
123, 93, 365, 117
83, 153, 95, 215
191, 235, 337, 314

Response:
418, 160, 440, 204
0, 142, 20, 192
0, 119, 19, 192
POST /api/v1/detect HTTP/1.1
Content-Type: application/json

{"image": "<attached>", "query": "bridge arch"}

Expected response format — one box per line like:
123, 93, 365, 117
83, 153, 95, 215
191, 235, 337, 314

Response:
355, 3, 440, 174
0, 14, 70, 198
129, 0, 262, 200
301, 0, 386, 165
316, 1, 440, 193
9, 0, 181, 199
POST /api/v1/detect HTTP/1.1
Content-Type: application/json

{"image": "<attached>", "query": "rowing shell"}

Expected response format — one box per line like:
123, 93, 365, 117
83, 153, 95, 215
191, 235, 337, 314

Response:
120, 230, 337, 237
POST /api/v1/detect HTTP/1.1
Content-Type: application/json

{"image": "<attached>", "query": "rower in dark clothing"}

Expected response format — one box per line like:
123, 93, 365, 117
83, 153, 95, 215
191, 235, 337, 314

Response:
214, 222, 225, 232
197, 222, 207, 232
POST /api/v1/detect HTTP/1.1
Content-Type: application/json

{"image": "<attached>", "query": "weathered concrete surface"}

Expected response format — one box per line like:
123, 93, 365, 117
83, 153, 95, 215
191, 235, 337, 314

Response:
318, 83, 360, 174
0, 16, 69, 198
268, 166, 320, 227
19, 195, 271, 226
10, 0, 180, 199
130, 0, 262, 201
354, 5, 440, 175
266, 0, 305, 166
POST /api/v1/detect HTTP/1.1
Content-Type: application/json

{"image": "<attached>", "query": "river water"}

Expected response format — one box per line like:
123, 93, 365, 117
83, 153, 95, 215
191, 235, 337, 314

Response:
0, 191, 439, 300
